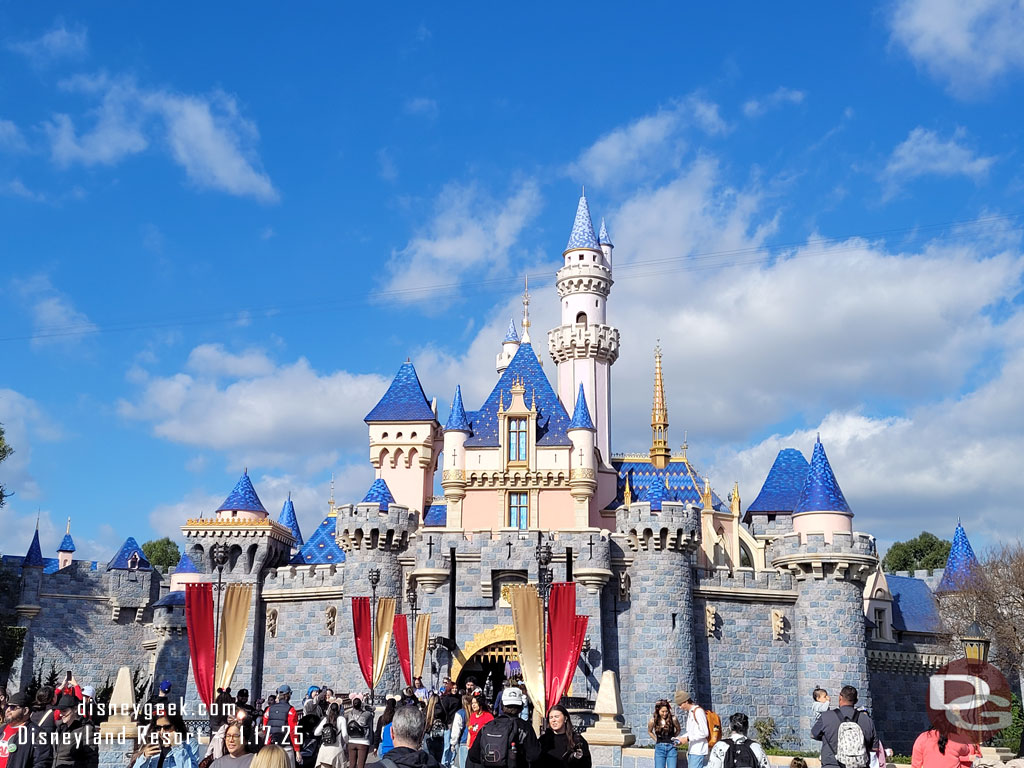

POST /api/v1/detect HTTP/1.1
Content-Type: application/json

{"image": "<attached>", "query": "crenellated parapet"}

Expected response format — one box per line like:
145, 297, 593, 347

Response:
616, 501, 701, 553
768, 530, 877, 581
335, 502, 417, 553
547, 324, 620, 364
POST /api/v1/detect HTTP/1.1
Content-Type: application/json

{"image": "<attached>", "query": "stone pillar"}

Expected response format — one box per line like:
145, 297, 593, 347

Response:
99, 666, 139, 768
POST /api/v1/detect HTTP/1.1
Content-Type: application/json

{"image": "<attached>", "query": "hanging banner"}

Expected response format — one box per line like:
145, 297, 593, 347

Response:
352, 597, 373, 690
215, 584, 252, 691
544, 582, 577, 709
393, 614, 412, 687
373, 597, 397, 688
565, 615, 589, 702
185, 582, 215, 708
509, 584, 545, 716
413, 613, 431, 679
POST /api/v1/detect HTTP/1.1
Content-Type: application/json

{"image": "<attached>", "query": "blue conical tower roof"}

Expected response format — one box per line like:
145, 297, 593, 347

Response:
794, 437, 851, 514
565, 192, 601, 252
599, 218, 613, 247
58, 519, 76, 553
445, 385, 471, 433
937, 522, 980, 593
568, 384, 596, 431
107, 537, 151, 571
278, 494, 304, 546
24, 526, 44, 567
504, 318, 519, 343
641, 473, 671, 511
174, 552, 199, 574
365, 360, 435, 422
216, 470, 267, 514
746, 448, 810, 517
362, 478, 396, 511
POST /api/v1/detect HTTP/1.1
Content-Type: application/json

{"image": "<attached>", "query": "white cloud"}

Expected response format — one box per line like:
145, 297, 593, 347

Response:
881, 127, 996, 198
14, 274, 98, 347
686, 95, 730, 136
404, 97, 439, 120
383, 180, 541, 305
2, 179, 46, 202
890, 0, 1024, 96
743, 87, 806, 118
0, 389, 63, 506
8, 20, 88, 65
45, 74, 277, 201
186, 344, 275, 378
377, 148, 398, 182
0, 119, 27, 152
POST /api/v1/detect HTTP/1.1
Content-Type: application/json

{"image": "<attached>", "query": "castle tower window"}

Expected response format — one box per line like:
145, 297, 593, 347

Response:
576, 312, 587, 326
508, 418, 527, 463
509, 492, 528, 530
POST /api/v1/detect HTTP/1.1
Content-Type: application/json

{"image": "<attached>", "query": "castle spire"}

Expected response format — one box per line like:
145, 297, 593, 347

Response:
564, 189, 601, 253
650, 344, 671, 469
521, 275, 532, 343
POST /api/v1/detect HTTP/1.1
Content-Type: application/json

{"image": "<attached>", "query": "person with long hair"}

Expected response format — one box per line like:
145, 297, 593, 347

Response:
538, 705, 590, 768
465, 694, 493, 758
252, 746, 290, 768
130, 710, 198, 768
648, 700, 681, 768
448, 694, 472, 768
373, 699, 398, 758
344, 697, 373, 768
911, 724, 977, 768
424, 695, 446, 764
314, 702, 344, 768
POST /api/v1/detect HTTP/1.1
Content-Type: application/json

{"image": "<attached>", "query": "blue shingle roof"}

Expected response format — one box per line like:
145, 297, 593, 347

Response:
794, 438, 851, 515
640, 474, 671, 511
610, 458, 724, 510
565, 193, 601, 252
745, 448, 810, 520
599, 218, 612, 247
568, 384, 596, 431
424, 503, 448, 526
174, 552, 200, 574
445, 385, 472, 433
504, 318, 519, 343
937, 522, 980, 593
154, 591, 187, 607
465, 342, 572, 448
888, 575, 943, 634
58, 533, 76, 553
291, 514, 345, 565
277, 495, 304, 546
107, 537, 151, 571
362, 478, 396, 511
24, 528, 44, 567
216, 471, 267, 514
364, 361, 436, 423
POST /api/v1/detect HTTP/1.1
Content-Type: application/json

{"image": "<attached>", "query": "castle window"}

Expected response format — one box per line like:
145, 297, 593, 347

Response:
508, 492, 528, 529
739, 543, 754, 569
576, 312, 587, 326
508, 418, 527, 463
873, 608, 887, 641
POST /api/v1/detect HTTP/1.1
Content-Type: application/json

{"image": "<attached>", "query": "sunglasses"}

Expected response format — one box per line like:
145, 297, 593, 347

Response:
155, 723, 176, 731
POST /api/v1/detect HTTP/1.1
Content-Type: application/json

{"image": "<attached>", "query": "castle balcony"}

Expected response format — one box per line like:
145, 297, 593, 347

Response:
547, 323, 620, 364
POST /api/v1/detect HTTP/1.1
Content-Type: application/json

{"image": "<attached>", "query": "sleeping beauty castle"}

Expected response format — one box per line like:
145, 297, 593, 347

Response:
1, 193, 983, 752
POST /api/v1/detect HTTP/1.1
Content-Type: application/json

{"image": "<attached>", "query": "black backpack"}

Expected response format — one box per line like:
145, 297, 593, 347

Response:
321, 720, 338, 746
722, 738, 759, 768
347, 712, 368, 739
479, 717, 519, 768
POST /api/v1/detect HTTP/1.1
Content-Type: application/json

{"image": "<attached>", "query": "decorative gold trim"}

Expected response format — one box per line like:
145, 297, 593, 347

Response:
450, 624, 517, 681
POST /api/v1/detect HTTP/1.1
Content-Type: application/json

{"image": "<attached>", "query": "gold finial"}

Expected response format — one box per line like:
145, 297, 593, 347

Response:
521, 275, 531, 341
731, 481, 741, 516
623, 476, 632, 506
498, 390, 505, 414
329, 472, 335, 503
66, 517, 71, 535
530, 387, 536, 412
702, 476, 713, 510
650, 343, 671, 470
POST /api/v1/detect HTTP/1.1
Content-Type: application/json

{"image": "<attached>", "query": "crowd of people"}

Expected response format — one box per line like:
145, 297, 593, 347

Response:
0, 674, 1015, 768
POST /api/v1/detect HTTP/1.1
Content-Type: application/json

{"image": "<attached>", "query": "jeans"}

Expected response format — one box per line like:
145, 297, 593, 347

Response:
654, 742, 678, 768
687, 753, 707, 768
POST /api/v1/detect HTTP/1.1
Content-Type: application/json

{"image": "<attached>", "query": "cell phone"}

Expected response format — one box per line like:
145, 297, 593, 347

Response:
66, 671, 73, 682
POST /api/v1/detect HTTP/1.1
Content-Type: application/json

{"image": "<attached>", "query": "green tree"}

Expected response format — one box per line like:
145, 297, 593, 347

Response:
141, 537, 181, 568
0, 423, 12, 508
882, 531, 951, 572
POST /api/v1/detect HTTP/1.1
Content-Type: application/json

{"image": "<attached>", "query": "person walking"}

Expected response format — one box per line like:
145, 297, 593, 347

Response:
2, 691, 53, 768
707, 714, 770, 768
373, 700, 398, 758
648, 700, 681, 768
447, 695, 471, 768
263, 686, 303, 768
343, 697, 373, 768
465, 694, 493, 765
537, 705, 591, 768
366, 706, 440, 768
910, 726, 977, 768
424, 695, 446, 765
252, 746, 290, 768
673, 691, 710, 768
313, 703, 344, 768
212, 721, 256, 768
466, 688, 539, 768
811, 686, 878, 768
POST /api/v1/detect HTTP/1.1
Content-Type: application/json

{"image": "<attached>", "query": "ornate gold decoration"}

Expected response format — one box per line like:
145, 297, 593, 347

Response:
450, 624, 518, 681
650, 345, 670, 469
442, 470, 466, 481
623, 476, 632, 506
570, 468, 596, 480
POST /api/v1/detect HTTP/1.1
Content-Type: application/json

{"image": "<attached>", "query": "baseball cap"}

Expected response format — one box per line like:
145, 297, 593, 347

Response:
277, 685, 292, 695
160, 680, 172, 692
9, 692, 31, 708
82, 686, 95, 698
501, 688, 525, 707
57, 695, 78, 712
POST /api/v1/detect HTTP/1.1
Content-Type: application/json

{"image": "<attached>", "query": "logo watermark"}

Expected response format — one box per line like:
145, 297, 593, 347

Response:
927, 659, 1012, 744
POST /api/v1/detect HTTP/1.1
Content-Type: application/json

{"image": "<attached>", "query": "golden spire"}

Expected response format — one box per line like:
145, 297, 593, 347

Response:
521, 275, 532, 343
650, 343, 671, 469
623, 475, 632, 506
731, 481, 741, 517
702, 476, 713, 510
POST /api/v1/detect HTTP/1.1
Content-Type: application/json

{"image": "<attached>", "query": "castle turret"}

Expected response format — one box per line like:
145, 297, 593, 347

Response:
935, 521, 979, 594
599, 217, 613, 267
769, 439, 877, 749
567, 383, 597, 527
548, 191, 619, 483
365, 360, 443, 516
496, 318, 520, 374
57, 518, 76, 570
277, 494, 304, 552
442, 386, 471, 528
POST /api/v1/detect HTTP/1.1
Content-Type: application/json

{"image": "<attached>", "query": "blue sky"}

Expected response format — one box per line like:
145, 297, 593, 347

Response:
2, 2, 1023, 562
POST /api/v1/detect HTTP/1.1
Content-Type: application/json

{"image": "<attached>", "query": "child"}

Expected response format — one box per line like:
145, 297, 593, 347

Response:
790, 758, 807, 768
811, 688, 830, 716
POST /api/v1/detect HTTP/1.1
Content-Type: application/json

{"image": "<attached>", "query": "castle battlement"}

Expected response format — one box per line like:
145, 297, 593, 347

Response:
694, 565, 795, 593
768, 530, 877, 583
335, 502, 417, 552
616, 501, 701, 552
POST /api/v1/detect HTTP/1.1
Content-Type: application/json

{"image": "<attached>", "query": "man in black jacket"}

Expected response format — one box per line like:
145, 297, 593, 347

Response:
366, 706, 439, 768
52, 695, 98, 768
468, 688, 539, 768
811, 686, 878, 768
2, 692, 53, 768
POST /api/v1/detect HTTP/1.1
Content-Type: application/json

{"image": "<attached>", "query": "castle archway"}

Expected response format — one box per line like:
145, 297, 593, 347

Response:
451, 625, 518, 689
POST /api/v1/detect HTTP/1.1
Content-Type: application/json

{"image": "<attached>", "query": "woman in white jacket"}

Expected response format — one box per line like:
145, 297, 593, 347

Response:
313, 703, 346, 768
447, 694, 472, 768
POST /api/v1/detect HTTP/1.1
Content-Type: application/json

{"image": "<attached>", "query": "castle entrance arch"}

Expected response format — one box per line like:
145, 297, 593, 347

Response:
451, 625, 519, 693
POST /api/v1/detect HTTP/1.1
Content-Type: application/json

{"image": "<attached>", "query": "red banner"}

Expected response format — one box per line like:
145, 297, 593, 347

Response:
185, 582, 215, 708
393, 615, 411, 687
352, 597, 373, 690
568, 614, 589, 698
545, 582, 577, 709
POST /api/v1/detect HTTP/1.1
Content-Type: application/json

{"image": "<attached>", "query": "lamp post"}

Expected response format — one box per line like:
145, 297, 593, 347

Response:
368, 568, 381, 708
535, 533, 553, 723
211, 543, 230, 689
962, 620, 991, 667
427, 636, 438, 692
581, 636, 592, 701
406, 583, 418, 689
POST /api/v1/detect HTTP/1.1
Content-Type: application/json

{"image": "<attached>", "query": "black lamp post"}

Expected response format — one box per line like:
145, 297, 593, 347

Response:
535, 534, 553, 720
406, 583, 418, 688
581, 636, 592, 701
368, 568, 381, 707
427, 636, 438, 692
211, 543, 230, 677
962, 620, 991, 666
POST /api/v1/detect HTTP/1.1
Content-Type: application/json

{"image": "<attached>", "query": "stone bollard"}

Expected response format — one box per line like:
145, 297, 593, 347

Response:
99, 666, 139, 768
586, 670, 635, 768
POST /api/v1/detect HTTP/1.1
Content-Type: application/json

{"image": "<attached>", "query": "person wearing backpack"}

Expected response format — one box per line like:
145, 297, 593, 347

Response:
344, 697, 374, 768
314, 702, 345, 768
673, 690, 710, 768
811, 686, 878, 768
704, 708, 722, 751
466, 688, 540, 768
366, 706, 440, 768
707, 714, 770, 768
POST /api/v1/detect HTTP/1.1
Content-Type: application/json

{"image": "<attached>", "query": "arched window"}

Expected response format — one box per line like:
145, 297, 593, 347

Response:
508, 419, 527, 462
576, 311, 587, 326
739, 543, 754, 569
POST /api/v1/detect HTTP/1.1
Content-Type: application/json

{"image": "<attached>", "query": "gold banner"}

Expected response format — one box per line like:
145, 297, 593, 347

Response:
373, 597, 396, 688
413, 613, 431, 679
508, 585, 545, 715
215, 584, 252, 691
